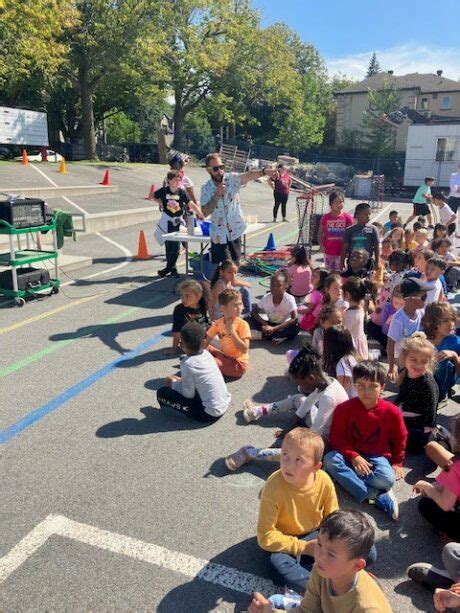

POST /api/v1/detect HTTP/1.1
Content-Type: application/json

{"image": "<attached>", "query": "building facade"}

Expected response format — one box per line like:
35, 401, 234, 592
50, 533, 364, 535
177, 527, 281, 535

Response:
335, 71, 460, 151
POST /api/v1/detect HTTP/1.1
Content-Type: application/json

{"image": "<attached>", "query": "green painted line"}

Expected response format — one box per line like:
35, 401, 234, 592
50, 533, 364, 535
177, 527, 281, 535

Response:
0, 224, 299, 379
0, 294, 165, 378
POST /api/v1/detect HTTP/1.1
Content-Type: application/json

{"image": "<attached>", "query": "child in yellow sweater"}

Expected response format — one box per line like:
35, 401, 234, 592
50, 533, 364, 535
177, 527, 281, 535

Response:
250, 509, 392, 613
256, 428, 338, 593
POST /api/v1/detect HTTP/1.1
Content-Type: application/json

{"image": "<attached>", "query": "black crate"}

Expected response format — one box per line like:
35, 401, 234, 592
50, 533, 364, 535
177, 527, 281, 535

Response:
0, 198, 46, 228
0, 267, 50, 290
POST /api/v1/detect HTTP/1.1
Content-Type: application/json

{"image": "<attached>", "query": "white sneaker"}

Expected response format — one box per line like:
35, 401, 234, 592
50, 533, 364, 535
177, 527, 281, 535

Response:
243, 399, 263, 423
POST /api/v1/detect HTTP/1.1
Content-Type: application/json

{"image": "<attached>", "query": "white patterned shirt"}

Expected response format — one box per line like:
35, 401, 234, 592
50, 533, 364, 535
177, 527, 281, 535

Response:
200, 172, 247, 244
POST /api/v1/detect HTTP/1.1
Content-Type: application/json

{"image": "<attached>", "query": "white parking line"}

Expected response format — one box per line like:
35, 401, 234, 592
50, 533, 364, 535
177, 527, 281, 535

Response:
0, 515, 277, 596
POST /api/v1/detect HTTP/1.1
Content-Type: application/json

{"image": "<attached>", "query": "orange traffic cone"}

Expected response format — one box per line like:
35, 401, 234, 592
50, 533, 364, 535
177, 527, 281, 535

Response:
21, 149, 29, 165
145, 184, 155, 200
100, 169, 111, 185
136, 230, 150, 260
59, 158, 67, 174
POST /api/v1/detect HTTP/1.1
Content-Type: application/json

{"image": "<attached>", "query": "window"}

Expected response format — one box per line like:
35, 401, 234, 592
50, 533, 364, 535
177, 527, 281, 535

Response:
435, 137, 456, 162
440, 95, 452, 110
421, 98, 428, 110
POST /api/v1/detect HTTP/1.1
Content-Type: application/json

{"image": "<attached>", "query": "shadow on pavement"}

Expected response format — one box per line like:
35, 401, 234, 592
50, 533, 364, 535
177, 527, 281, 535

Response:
49, 315, 171, 355
95, 405, 213, 438
156, 537, 275, 613
115, 346, 173, 368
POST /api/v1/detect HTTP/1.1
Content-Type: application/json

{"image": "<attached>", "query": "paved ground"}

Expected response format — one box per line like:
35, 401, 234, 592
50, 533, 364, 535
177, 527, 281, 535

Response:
0, 161, 277, 216
0, 163, 459, 612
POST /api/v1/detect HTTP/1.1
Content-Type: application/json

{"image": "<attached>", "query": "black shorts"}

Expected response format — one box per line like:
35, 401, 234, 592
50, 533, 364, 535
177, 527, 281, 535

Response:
413, 202, 430, 216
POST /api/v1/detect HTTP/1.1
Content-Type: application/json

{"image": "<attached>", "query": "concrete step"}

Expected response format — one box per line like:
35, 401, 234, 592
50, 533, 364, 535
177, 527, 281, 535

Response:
1, 184, 118, 198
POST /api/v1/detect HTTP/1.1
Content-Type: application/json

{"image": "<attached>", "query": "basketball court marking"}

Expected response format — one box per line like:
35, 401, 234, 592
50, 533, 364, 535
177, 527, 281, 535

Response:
0, 514, 276, 596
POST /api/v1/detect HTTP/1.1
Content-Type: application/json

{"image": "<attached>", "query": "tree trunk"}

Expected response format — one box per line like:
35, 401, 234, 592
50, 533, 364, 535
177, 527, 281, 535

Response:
78, 62, 98, 160
158, 130, 168, 164
172, 98, 185, 151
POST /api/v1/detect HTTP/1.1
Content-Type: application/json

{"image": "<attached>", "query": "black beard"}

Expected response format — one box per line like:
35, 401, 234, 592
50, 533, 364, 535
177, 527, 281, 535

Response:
213, 175, 224, 183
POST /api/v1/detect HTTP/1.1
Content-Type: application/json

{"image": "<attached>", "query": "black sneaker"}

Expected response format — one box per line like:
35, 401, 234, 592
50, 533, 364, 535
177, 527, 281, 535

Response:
158, 267, 170, 278
170, 267, 179, 277
406, 563, 453, 591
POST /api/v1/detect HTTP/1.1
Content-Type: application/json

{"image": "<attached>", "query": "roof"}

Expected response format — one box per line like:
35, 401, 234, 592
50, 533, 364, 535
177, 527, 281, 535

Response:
336, 72, 460, 95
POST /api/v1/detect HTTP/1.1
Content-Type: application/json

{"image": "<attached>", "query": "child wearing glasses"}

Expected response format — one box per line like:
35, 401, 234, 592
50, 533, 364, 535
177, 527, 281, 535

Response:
386, 277, 435, 381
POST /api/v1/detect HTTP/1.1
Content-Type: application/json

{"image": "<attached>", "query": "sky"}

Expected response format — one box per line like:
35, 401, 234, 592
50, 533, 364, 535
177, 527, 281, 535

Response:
252, 0, 460, 81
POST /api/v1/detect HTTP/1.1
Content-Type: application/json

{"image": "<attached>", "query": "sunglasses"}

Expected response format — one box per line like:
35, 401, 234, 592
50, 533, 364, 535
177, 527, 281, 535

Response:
209, 164, 225, 172
405, 293, 427, 301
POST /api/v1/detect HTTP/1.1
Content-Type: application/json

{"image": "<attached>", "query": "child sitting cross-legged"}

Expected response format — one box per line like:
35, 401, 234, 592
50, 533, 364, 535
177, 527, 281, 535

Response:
254, 428, 339, 594
324, 361, 408, 521
394, 332, 439, 454
165, 279, 209, 356
298, 268, 329, 332
224, 347, 348, 471
249, 509, 390, 613
249, 270, 300, 343
341, 248, 373, 279
204, 288, 251, 378
413, 413, 460, 542
323, 325, 360, 398
422, 302, 460, 402
156, 321, 230, 423
209, 259, 251, 321
311, 304, 343, 355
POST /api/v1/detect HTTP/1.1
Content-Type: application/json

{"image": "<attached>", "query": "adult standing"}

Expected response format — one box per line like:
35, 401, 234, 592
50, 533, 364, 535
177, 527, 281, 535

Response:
168, 154, 199, 204
405, 177, 434, 228
268, 163, 291, 222
448, 164, 460, 237
200, 153, 274, 264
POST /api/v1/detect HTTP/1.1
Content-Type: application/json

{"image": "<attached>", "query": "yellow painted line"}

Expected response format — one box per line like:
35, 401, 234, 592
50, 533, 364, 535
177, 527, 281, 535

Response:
0, 221, 283, 336
0, 293, 106, 335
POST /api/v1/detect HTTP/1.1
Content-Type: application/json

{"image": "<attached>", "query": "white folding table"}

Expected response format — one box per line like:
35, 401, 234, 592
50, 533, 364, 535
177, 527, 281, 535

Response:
161, 223, 263, 278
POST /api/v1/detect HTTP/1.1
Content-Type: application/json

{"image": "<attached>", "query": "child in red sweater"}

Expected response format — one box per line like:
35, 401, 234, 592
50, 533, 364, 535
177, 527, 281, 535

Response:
323, 360, 407, 521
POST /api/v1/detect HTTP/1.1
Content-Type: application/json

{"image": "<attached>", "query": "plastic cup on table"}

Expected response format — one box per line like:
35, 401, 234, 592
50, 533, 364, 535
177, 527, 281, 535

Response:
200, 221, 211, 236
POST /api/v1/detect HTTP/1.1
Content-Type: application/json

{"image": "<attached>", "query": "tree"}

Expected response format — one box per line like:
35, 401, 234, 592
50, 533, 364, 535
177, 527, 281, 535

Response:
362, 77, 402, 155
366, 52, 381, 77
157, 0, 258, 150
65, 0, 165, 159
0, 0, 75, 106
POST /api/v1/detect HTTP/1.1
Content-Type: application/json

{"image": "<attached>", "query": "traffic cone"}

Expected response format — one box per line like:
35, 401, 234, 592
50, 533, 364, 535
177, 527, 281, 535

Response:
100, 169, 111, 185
264, 232, 276, 251
136, 230, 150, 260
145, 184, 155, 200
21, 149, 29, 165
59, 158, 67, 174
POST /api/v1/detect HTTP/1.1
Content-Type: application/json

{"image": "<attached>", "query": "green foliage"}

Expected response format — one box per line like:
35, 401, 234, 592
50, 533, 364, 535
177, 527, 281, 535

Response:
183, 110, 215, 158
366, 52, 381, 77
0, 0, 351, 158
0, 0, 76, 105
363, 77, 402, 155
105, 111, 140, 143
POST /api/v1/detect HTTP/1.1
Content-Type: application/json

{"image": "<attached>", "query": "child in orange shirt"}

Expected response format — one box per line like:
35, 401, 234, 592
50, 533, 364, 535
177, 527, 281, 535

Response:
204, 288, 251, 378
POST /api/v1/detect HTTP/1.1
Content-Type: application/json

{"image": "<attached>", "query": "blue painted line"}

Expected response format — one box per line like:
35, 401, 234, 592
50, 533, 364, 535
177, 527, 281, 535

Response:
0, 327, 169, 445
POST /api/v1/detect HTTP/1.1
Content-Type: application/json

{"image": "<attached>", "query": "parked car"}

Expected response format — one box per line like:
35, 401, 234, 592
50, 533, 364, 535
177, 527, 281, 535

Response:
0, 146, 14, 160
14, 149, 63, 162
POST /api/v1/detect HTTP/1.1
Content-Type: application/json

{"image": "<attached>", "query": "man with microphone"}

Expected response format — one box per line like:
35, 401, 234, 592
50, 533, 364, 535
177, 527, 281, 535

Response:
200, 152, 274, 264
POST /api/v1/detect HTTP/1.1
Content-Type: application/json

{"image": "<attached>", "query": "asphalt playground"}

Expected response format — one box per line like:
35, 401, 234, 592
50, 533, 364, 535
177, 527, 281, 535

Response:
0, 161, 458, 612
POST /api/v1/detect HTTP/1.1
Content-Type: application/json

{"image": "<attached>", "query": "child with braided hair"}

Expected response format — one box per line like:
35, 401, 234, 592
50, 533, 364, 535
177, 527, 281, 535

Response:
224, 347, 347, 471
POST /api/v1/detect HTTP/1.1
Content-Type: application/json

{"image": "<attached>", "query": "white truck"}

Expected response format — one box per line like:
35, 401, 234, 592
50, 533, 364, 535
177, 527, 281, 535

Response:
0, 106, 49, 147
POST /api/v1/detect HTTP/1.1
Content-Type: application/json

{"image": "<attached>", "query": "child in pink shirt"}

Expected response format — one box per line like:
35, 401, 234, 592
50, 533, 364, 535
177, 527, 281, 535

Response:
285, 245, 312, 299
318, 192, 354, 271
299, 268, 329, 331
